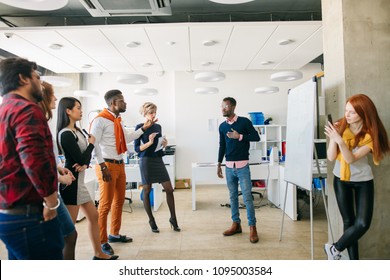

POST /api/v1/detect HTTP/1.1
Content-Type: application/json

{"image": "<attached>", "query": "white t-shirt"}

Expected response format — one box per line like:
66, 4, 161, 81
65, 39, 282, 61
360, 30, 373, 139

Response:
333, 147, 373, 181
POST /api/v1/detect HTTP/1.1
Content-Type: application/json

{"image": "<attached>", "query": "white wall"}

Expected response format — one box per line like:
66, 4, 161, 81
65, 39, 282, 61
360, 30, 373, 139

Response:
81, 64, 321, 180
79, 71, 176, 143
175, 64, 322, 179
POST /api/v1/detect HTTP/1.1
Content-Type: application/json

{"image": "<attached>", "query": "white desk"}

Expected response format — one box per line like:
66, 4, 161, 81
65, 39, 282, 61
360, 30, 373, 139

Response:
279, 164, 327, 220
125, 165, 163, 212
191, 163, 279, 210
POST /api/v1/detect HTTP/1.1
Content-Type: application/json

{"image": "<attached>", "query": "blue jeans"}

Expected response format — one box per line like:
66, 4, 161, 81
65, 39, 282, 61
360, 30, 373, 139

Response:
57, 195, 76, 237
0, 212, 64, 260
225, 164, 256, 226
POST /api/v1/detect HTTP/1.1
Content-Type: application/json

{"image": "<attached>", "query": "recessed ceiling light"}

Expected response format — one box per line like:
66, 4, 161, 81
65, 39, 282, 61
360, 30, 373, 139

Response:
201, 62, 213, 66
49, 43, 63, 50
270, 70, 303, 82
278, 39, 294, 45
194, 87, 219, 95
254, 86, 279, 94
126, 41, 141, 48
202, 40, 217, 47
74, 90, 99, 98
260, 61, 274, 65
166, 41, 176, 46
81, 64, 93, 69
209, 0, 255, 4
41, 76, 72, 87
194, 71, 225, 82
0, 0, 68, 11
141, 63, 153, 67
117, 74, 148, 84
134, 88, 158, 96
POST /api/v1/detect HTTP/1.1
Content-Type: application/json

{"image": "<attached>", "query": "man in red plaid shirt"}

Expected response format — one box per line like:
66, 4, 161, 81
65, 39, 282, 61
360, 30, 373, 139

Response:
0, 57, 64, 259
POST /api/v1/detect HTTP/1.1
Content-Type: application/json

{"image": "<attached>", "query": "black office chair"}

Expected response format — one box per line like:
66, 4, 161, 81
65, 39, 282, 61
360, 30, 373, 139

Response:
238, 180, 266, 207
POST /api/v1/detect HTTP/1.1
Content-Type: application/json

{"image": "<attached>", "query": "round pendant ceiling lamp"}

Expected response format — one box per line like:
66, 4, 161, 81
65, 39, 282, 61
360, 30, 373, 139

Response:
254, 86, 279, 94
0, 0, 68, 11
74, 90, 99, 98
194, 71, 225, 82
117, 74, 148, 84
41, 76, 72, 87
134, 88, 158, 96
194, 87, 219, 95
209, 0, 254, 4
270, 70, 303, 82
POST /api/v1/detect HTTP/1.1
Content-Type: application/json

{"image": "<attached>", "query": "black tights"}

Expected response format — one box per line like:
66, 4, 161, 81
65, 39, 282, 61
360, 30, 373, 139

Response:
142, 181, 176, 223
333, 176, 374, 260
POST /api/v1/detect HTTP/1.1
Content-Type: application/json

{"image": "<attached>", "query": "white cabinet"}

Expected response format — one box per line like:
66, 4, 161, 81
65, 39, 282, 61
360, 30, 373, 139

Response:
253, 125, 286, 159
278, 165, 297, 220
163, 155, 175, 188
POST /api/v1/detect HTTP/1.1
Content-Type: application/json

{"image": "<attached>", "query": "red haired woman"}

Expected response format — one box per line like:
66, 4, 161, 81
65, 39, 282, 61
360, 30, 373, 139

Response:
324, 94, 389, 260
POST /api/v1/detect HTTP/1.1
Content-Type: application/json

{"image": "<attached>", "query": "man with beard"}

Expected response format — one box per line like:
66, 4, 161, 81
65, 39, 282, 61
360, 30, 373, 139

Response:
0, 58, 64, 259
217, 97, 260, 244
90, 90, 156, 256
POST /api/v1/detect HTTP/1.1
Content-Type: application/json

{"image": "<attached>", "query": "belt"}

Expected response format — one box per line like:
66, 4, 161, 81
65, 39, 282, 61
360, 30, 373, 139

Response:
104, 158, 124, 164
0, 204, 43, 215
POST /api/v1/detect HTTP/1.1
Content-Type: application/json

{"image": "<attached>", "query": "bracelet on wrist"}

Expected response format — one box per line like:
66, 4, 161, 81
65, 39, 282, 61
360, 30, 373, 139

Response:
43, 198, 61, 210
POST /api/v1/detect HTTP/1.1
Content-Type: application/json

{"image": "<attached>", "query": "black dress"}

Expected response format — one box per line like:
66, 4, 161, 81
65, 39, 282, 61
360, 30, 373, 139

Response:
134, 123, 170, 185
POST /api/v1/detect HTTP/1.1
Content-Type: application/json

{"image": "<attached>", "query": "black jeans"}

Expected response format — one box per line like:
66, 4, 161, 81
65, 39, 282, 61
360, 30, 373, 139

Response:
333, 176, 374, 260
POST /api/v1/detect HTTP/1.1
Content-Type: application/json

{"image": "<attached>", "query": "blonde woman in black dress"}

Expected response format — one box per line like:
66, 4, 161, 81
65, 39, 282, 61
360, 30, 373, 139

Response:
134, 102, 180, 233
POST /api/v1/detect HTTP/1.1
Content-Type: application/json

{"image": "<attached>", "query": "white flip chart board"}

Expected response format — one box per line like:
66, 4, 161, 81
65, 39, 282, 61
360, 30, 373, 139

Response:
284, 78, 317, 191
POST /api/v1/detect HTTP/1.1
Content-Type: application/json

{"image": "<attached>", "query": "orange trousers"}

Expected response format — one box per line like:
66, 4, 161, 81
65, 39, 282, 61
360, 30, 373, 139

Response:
95, 162, 126, 244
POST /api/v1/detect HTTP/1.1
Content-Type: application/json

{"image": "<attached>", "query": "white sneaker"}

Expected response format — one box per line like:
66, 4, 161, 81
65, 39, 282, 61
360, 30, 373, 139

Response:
324, 243, 341, 260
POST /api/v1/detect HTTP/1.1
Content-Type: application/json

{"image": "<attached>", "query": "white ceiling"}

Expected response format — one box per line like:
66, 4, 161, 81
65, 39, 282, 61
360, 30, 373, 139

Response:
0, 21, 322, 74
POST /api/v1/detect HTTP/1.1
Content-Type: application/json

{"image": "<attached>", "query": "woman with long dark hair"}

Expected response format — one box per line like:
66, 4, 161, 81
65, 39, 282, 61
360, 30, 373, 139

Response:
57, 97, 118, 260
38, 82, 77, 260
324, 93, 389, 260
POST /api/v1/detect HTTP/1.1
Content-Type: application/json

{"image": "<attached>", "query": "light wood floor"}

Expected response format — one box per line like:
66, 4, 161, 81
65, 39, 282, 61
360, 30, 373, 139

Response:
0, 184, 329, 260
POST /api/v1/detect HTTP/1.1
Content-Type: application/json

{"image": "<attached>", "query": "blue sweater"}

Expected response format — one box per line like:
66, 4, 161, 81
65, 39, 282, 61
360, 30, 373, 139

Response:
134, 123, 164, 158
218, 116, 260, 163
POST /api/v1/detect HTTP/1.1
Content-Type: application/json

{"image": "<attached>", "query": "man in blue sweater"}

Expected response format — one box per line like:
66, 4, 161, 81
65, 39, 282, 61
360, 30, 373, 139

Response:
217, 97, 260, 243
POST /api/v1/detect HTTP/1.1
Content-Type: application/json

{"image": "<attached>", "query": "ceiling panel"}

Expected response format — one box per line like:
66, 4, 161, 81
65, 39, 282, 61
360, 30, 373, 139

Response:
123, 54, 163, 72
190, 25, 233, 71
0, 21, 323, 74
220, 24, 278, 70
248, 23, 322, 70
145, 25, 191, 71
0, 30, 77, 73
145, 24, 190, 71
276, 27, 323, 70
13, 29, 107, 72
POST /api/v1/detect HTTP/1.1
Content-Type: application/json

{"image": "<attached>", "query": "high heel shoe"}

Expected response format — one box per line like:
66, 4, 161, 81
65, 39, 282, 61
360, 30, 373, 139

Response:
169, 217, 181, 232
149, 219, 159, 233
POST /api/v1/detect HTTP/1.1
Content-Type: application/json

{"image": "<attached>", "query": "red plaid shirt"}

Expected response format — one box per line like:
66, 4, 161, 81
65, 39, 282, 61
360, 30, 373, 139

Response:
0, 93, 58, 209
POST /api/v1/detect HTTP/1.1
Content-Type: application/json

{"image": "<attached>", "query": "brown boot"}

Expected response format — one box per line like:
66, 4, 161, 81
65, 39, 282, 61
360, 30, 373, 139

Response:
223, 222, 242, 236
249, 225, 259, 243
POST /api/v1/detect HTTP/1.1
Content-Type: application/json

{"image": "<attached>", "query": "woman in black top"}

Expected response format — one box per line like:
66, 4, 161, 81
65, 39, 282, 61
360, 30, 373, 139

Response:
57, 97, 118, 260
134, 102, 180, 233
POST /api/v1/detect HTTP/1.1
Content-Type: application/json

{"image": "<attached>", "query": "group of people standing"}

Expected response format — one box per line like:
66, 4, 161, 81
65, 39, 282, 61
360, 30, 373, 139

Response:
0, 57, 389, 260
0, 57, 180, 260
